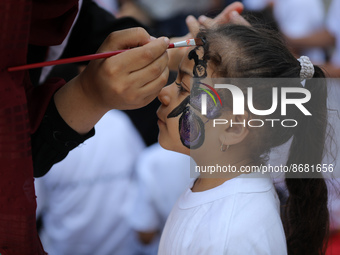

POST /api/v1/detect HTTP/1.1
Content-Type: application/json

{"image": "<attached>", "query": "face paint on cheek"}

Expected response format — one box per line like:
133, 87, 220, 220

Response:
167, 96, 205, 149
179, 107, 205, 149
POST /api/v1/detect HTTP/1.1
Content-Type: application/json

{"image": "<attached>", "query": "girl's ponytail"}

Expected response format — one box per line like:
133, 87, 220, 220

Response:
284, 65, 329, 255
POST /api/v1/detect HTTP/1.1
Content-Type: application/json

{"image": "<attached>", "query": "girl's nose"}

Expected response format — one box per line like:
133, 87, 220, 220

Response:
158, 85, 171, 106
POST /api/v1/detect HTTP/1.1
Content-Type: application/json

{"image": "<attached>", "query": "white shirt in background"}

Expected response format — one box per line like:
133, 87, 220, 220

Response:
326, 0, 340, 67
273, 0, 325, 63
35, 110, 145, 255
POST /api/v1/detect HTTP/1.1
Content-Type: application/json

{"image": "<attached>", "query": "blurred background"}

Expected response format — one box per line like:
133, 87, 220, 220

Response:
33, 1, 340, 254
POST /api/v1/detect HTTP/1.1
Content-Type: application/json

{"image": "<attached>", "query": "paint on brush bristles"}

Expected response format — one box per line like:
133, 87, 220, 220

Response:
199, 37, 206, 46
168, 38, 204, 48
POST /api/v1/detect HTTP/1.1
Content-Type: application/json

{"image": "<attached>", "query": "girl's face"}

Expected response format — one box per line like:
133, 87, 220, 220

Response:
157, 46, 216, 155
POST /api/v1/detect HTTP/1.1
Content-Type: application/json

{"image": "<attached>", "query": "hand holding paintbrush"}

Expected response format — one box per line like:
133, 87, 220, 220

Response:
53, 28, 170, 135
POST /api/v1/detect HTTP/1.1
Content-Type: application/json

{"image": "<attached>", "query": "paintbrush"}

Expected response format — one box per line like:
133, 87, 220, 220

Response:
7, 38, 203, 72
168, 38, 203, 48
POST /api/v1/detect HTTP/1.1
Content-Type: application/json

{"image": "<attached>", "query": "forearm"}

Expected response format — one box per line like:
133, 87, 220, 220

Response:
286, 29, 336, 49
54, 76, 107, 135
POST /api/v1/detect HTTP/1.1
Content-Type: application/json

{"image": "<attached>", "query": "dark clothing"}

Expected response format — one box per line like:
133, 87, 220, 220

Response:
32, 91, 94, 177
0, 1, 79, 254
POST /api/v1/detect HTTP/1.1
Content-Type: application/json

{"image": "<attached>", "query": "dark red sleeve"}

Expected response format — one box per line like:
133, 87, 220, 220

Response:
26, 76, 66, 133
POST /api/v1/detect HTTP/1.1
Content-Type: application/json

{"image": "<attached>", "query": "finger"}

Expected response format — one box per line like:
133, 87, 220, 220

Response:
142, 91, 163, 108
214, 1, 244, 24
109, 36, 170, 72
129, 51, 169, 87
98, 27, 154, 52
186, 15, 200, 36
125, 67, 169, 109
229, 11, 251, 26
198, 1, 244, 28
198, 15, 216, 29
139, 68, 169, 103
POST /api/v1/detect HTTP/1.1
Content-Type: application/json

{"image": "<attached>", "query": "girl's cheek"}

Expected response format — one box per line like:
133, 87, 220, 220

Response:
178, 107, 205, 149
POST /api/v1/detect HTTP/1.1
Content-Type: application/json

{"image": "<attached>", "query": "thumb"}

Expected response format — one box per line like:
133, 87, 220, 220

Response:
186, 15, 200, 36
198, 15, 216, 29
229, 11, 251, 26
214, 1, 244, 24
98, 27, 152, 53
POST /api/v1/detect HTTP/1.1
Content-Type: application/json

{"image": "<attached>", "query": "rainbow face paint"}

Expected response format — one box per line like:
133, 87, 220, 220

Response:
190, 87, 222, 119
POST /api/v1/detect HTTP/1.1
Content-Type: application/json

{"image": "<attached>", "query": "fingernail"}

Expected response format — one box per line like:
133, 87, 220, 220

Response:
186, 15, 195, 22
198, 15, 207, 22
231, 11, 239, 18
150, 36, 156, 40
163, 37, 170, 44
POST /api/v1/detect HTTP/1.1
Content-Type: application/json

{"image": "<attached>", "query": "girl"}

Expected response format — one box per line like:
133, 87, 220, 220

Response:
157, 24, 329, 255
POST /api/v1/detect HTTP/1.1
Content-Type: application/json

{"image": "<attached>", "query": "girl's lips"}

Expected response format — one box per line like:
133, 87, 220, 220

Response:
157, 119, 165, 126
157, 116, 166, 125
156, 112, 166, 126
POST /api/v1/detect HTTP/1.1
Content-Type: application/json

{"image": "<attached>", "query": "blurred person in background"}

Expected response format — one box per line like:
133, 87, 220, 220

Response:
35, 109, 146, 255
126, 143, 196, 254
115, 0, 227, 37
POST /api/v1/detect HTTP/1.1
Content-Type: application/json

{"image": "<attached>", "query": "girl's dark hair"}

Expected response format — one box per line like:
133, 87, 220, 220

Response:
197, 25, 329, 255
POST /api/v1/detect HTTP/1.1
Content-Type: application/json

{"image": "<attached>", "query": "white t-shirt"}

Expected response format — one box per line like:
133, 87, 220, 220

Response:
326, 0, 340, 67
138, 0, 211, 20
35, 110, 145, 255
93, 0, 119, 15
244, 0, 325, 63
158, 173, 287, 255
243, 0, 271, 11
273, 0, 325, 63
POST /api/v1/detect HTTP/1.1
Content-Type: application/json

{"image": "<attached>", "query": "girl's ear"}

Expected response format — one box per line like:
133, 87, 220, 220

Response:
219, 113, 249, 146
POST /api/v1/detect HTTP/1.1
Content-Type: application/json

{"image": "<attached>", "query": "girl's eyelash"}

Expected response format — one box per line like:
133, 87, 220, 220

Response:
175, 81, 187, 93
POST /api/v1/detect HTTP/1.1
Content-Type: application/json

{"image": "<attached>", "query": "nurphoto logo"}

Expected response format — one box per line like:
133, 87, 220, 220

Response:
199, 81, 311, 128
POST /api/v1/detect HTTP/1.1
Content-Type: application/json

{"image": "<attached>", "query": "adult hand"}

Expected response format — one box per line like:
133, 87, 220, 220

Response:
167, 2, 249, 71
80, 27, 169, 111
186, 1, 250, 36
55, 27, 169, 134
